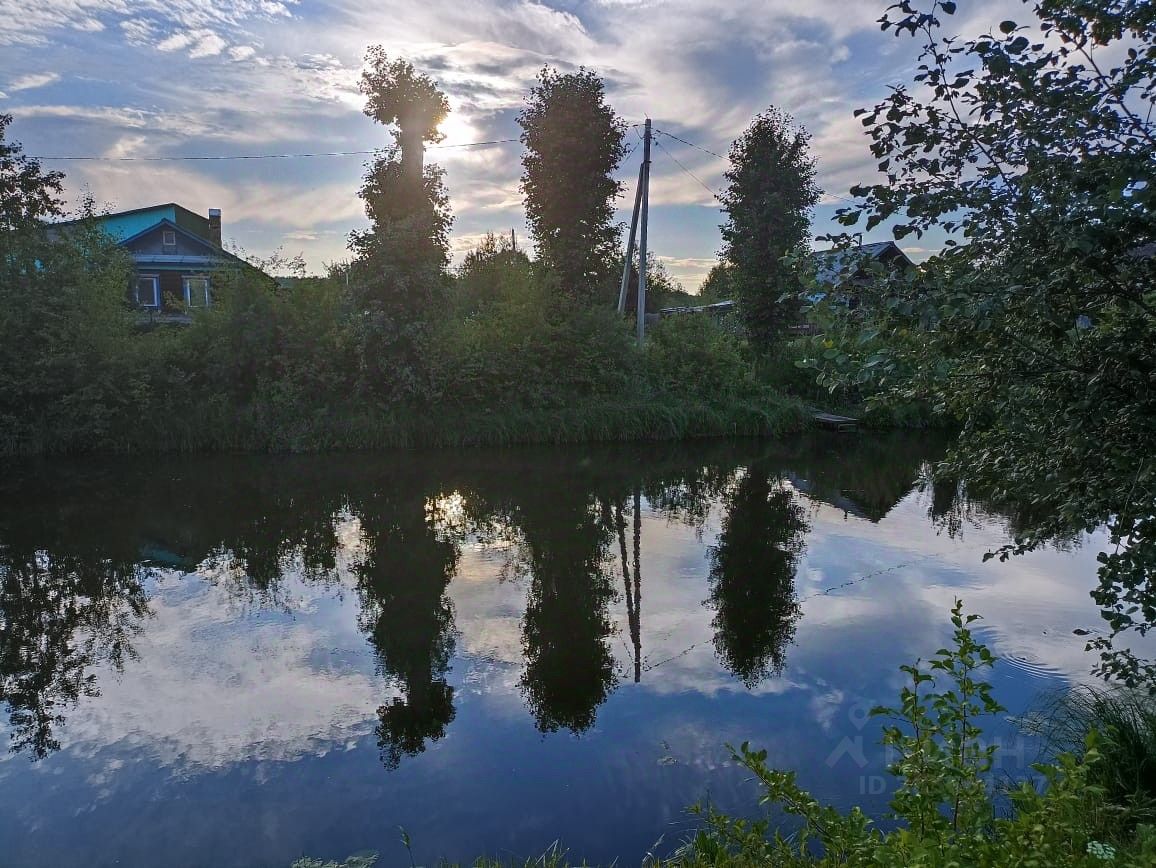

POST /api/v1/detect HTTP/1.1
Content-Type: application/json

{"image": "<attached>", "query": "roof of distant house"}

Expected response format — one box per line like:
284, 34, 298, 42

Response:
812, 241, 914, 285
54, 203, 215, 245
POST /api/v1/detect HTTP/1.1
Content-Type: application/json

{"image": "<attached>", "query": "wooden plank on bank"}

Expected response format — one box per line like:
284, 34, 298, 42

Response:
813, 412, 859, 432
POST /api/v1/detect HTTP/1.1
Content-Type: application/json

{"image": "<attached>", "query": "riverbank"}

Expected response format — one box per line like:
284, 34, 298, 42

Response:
3, 393, 812, 456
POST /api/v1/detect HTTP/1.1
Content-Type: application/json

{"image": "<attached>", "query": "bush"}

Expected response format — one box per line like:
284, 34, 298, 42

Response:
644, 314, 755, 401
431, 267, 640, 409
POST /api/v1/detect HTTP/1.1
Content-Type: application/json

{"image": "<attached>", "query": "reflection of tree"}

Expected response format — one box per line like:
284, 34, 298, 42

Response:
517, 490, 617, 734
921, 470, 1082, 552
0, 541, 147, 758
352, 490, 459, 769
709, 465, 808, 687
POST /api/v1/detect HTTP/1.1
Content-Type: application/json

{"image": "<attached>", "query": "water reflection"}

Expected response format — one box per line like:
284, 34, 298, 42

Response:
351, 483, 461, 769
708, 461, 808, 687
0, 434, 957, 767
0, 506, 148, 758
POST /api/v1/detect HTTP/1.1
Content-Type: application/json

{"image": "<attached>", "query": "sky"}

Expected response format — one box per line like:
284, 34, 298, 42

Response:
0, 0, 1021, 288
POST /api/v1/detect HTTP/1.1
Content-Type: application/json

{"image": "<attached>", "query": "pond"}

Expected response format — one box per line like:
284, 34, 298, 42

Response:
0, 434, 1131, 866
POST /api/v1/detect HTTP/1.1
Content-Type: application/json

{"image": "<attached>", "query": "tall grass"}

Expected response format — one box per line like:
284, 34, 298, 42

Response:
2, 393, 809, 456
1026, 685, 1156, 835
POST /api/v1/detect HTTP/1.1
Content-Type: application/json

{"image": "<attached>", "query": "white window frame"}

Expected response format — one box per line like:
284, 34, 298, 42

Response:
183, 275, 211, 308
135, 274, 160, 309
161, 230, 177, 247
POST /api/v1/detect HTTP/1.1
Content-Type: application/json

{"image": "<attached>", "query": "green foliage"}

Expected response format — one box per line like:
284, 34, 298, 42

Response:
453, 232, 532, 314
720, 109, 820, 348
644, 314, 755, 401
697, 263, 735, 304
0, 173, 137, 451
795, 0, 1156, 684
360, 46, 449, 142
519, 67, 627, 303
671, 602, 1156, 867
433, 266, 640, 409
619, 252, 690, 313
350, 50, 454, 403
0, 100, 809, 456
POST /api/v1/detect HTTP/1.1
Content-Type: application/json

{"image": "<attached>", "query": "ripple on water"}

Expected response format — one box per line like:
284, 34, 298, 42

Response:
971, 625, 1069, 683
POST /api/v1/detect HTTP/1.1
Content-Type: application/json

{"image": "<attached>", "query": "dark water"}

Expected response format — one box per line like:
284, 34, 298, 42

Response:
0, 434, 1131, 867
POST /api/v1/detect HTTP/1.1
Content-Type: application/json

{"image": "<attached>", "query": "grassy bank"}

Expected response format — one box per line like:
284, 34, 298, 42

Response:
3, 393, 809, 456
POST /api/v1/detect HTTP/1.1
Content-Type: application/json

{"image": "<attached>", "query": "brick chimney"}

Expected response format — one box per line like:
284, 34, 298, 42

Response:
207, 208, 222, 247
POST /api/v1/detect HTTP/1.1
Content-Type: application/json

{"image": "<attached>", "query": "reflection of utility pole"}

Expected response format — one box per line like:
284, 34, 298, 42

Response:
631, 487, 642, 683
616, 119, 652, 346
615, 496, 642, 683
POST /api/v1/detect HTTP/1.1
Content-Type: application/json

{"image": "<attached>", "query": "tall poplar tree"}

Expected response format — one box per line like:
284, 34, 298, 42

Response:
518, 67, 627, 304
348, 50, 453, 401
720, 108, 820, 348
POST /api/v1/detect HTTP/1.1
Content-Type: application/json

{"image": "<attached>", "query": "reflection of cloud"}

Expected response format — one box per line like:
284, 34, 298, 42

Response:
59, 570, 380, 776
10, 467, 1141, 786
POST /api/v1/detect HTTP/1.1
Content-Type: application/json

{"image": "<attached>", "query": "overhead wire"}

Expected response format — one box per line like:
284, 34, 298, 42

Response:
652, 136, 723, 205
34, 137, 521, 162
654, 126, 860, 206
653, 128, 726, 161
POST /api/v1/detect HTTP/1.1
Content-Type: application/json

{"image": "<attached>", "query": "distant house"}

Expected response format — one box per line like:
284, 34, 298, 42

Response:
658, 299, 736, 319
810, 240, 916, 302
663, 242, 915, 326
54, 203, 253, 317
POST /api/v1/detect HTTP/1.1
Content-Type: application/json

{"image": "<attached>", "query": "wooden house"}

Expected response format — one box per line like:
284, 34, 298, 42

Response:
56, 203, 254, 318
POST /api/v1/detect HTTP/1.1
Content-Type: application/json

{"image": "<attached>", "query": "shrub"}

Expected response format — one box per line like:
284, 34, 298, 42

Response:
644, 314, 755, 401
431, 269, 640, 409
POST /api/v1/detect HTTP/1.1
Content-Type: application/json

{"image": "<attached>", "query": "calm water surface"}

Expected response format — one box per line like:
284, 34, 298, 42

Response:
0, 434, 1136, 866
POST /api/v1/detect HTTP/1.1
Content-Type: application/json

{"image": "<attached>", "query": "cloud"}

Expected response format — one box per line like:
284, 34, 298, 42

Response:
7, 71, 59, 92
1, 0, 1028, 276
0, 0, 297, 47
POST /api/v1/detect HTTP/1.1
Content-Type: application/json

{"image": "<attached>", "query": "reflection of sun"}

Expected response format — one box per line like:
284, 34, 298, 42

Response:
428, 492, 468, 535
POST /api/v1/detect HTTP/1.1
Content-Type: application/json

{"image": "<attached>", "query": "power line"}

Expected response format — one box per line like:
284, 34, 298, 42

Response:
34, 138, 521, 162
652, 136, 722, 204
653, 128, 726, 160
654, 126, 860, 206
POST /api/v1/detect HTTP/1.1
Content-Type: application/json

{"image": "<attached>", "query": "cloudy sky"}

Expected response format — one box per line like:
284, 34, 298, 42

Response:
0, 0, 1019, 287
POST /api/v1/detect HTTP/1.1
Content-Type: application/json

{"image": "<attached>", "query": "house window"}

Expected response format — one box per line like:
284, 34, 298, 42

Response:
134, 275, 159, 308
183, 275, 211, 308
162, 230, 177, 247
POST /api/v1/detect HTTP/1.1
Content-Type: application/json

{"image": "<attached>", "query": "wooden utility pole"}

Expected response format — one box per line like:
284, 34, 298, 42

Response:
617, 119, 653, 347
617, 163, 644, 314
637, 119, 652, 344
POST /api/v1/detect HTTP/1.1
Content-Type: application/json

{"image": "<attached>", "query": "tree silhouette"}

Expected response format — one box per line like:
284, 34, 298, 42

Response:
518, 67, 627, 302
0, 533, 147, 758
350, 50, 453, 401
359, 47, 450, 188
721, 108, 819, 347
352, 487, 460, 770
516, 489, 617, 734
708, 464, 808, 687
